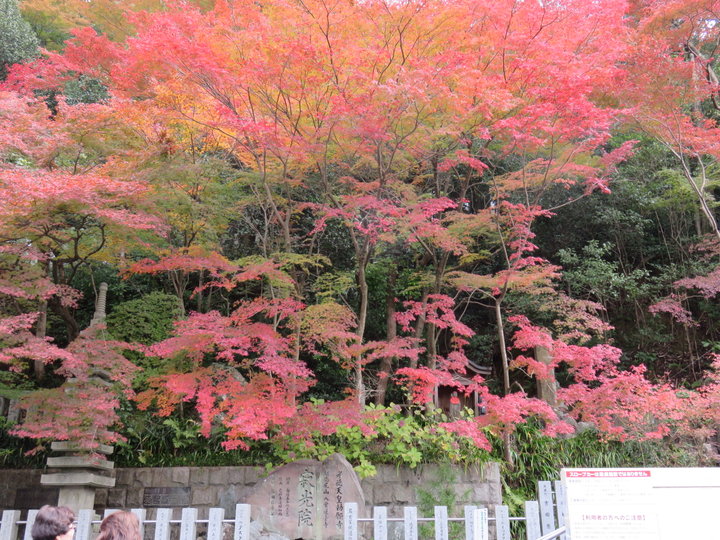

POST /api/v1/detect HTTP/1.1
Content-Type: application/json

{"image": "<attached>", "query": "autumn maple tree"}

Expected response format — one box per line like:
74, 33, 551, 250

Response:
0, 75, 161, 447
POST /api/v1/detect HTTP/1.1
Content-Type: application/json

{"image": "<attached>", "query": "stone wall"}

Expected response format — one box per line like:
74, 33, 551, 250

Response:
0, 469, 48, 509
1, 462, 501, 518
362, 463, 501, 516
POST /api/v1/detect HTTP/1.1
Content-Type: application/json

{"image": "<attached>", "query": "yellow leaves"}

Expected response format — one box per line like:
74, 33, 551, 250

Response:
300, 302, 356, 338
154, 78, 214, 115
457, 251, 492, 268
447, 264, 559, 295
446, 271, 499, 293
446, 211, 494, 245
275, 252, 332, 274
312, 270, 355, 303
21, 0, 214, 42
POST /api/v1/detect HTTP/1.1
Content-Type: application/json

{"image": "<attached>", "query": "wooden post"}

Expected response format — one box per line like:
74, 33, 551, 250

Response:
434, 506, 448, 540
234, 504, 251, 540
538, 481, 556, 534
0, 510, 20, 540
22, 510, 38, 540
403, 507, 418, 540
373, 506, 388, 540
495, 505, 511, 540
179, 508, 197, 540
463, 505, 476, 540
524, 501, 542, 540
74, 510, 93, 540
131, 509, 147, 539
472, 508, 488, 540
207, 508, 224, 540
553, 481, 568, 540
154, 508, 172, 540
343, 502, 358, 540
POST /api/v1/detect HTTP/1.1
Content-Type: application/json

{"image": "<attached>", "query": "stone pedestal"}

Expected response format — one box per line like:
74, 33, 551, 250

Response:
40, 441, 116, 512
57, 487, 96, 511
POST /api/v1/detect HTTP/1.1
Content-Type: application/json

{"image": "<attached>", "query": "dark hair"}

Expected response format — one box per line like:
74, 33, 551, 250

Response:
96, 511, 141, 540
31, 505, 75, 540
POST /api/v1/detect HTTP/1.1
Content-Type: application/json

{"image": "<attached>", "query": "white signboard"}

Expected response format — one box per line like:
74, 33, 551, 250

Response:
561, 468, 720, 540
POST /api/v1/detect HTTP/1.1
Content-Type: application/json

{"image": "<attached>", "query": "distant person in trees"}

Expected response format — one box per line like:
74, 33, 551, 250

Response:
31, 505, 76, 540
96, 511, 141, 540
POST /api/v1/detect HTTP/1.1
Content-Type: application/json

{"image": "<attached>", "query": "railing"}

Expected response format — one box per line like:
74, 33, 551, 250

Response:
536, 527, 567, 540
1, 480, 567, 540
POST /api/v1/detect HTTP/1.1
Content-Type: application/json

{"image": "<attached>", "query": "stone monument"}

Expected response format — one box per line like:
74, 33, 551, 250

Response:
247, 454, 365, 540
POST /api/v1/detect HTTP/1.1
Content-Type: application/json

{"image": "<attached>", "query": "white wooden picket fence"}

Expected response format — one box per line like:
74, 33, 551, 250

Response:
0, 481, 567, 540
343, 480, 567, 540
0, 506, 251, 540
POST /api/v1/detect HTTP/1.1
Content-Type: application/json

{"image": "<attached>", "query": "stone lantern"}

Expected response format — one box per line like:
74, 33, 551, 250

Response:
39, 282, 117, 512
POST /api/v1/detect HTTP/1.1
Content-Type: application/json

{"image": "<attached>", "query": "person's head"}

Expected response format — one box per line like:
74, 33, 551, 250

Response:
31, 505, 76, 540
96, 511, 141, 540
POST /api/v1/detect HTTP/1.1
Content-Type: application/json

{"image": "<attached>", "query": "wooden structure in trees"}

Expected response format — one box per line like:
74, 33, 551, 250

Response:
438, 361, 492, 419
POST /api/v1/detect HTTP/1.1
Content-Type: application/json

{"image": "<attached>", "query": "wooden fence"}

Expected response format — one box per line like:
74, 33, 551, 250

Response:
343, 480, 567, 540
0, 505, 251, 540
1, 481, 567, 540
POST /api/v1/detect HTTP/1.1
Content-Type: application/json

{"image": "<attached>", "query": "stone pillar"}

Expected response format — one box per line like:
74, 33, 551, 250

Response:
41, 442, 116, 512
90, 282, 108, 327
535, 345, 557, 407
6, 398, 23, 423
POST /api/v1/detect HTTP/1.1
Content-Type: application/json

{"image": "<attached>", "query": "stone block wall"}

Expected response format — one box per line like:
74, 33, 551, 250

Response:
99, 466, 268, 516
2, 462, 501, 519
0, 469, 51, 509
361, 463, 501, 516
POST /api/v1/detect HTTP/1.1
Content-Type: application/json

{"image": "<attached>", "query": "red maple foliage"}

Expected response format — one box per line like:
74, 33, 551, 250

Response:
3, 0, 719, 456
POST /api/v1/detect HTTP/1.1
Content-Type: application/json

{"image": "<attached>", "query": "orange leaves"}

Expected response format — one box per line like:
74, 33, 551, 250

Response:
13, 0, 631, 184
301, 302, 357, 361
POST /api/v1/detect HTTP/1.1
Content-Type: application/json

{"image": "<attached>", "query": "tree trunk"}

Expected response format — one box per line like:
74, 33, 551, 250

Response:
48, 296, 80, 342
375, 266, 397, 405
196, 269, 204, 312
426, 321, 438, 409
502, 431, 515, 469
409, 290, 429, 369
33, 299, 47, 380
170, 269, 187, 316
495, 297, 511, 396
354, 243, 371, 405
535, 345, 558, 407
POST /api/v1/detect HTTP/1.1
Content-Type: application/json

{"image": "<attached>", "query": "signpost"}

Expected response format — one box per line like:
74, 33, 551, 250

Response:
561, 468, 720, 540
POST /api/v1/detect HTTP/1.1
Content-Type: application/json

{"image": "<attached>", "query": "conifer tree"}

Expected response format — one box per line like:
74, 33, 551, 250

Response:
0, 0, 39, 79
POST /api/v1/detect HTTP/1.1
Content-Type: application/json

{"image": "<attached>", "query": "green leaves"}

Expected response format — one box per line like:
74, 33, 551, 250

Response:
106, 292, 181, 346
0, 0, 39, 79
261, 405, 490, 478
